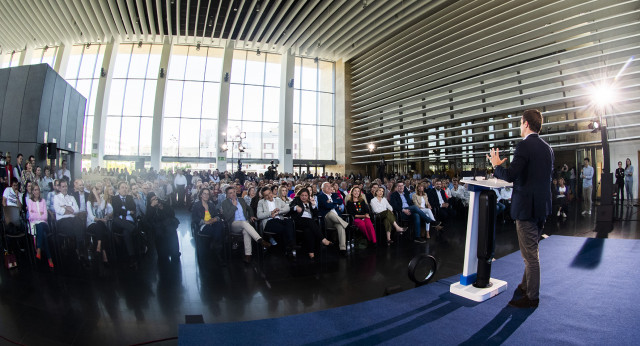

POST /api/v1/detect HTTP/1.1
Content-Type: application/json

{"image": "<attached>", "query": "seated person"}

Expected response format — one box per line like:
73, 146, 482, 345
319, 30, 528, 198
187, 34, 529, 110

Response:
146, 192, 180, 263
86, 185, 113, 266
412, 184, 442, 239
53, 180, 86, 257
3, 177, 24, 234
317, 182, 349, 254
389, 182, 435, 244
111, 181, 138, 268
27, 184, 54, 267
369, 187, 407, 245
257, 187, 296, 258
427, 180, 457, 221
221, 186, 271, 264
191, 187, 225, 258
290, 188, 331, 260
493, 188, 507, 216
345, 187, 377, 246
450, 179, 469, 210
555, 178, 569, 218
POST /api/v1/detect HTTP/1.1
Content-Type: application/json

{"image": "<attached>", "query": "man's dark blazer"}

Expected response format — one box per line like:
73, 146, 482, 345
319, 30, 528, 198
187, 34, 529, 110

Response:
317, 192, 342, 217
494, 133, 554, 222
112, 194, 137, 220
72, 190, 91, 210
427, 188, 448, 209
389, 190, 413, 213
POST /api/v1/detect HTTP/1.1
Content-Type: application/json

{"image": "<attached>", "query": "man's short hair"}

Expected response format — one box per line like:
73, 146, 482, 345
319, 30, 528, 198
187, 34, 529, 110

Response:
225, 186, 235, 194
522, 109, 543, 133
584, 157, 590, 162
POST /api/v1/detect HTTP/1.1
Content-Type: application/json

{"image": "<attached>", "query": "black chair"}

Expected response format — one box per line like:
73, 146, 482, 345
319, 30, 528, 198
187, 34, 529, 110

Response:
2, 206, 34, 267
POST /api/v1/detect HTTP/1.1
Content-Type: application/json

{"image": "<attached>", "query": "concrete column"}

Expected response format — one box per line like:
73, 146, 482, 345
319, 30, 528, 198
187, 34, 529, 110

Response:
334, 58, 352, 175
18, 46, 34, 66
216, 40, 234, 171
278, 49, 295, 174
53, 42, 72, 76
150, 38, 173, 170
91, 39, 119, 168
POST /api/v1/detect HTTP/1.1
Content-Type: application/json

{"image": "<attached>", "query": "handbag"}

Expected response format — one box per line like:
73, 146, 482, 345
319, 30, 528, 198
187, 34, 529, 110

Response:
4, 251, 18, 269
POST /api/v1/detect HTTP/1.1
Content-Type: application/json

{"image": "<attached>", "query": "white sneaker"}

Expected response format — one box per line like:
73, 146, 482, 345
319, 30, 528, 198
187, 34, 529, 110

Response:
581, 211, 587, 215
557, 210, 561, 216
562, 212, 567, 218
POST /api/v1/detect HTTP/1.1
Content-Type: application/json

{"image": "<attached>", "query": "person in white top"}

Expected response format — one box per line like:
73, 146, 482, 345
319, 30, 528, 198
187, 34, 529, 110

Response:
174, 170, 187, 207
256, 186, 296, 257
412, 184, 442, 239
53, 180, 86, 255
369, 187, 407, 245
2, 178, 24, 234
555, 178, 569, 218
56, 160, 71, 182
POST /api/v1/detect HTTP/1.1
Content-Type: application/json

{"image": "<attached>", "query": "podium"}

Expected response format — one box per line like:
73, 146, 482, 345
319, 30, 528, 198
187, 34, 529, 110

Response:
449, 177, 512, 302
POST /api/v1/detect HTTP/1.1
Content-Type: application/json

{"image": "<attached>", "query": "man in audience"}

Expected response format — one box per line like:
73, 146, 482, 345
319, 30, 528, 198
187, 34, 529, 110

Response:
53, 180, 86, 257
427, 180, 457, 221
13, 153, 23, 184
366, 183, 379, 203
221, 186, 271, 264
3, 152, 13, 184
317, 181, 349, 254
389, 182, 435, 243
57, 160, 71, 182
111, 181, 139, 269
257, 186, 296, 259
2, 178, 23, 234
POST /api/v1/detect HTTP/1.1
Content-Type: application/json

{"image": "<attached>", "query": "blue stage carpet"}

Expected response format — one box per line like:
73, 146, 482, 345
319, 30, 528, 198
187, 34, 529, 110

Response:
179, 236, 640, 345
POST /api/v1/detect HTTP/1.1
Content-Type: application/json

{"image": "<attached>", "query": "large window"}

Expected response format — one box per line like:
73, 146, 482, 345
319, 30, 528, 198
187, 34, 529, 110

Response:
105, 43, 161, 157
293, 57, 334, 160
64, 44, 105, 156
226, 50, 281, 166
162, 45, 223, 158
0, 50, 20, 68
31, 46, 58, 67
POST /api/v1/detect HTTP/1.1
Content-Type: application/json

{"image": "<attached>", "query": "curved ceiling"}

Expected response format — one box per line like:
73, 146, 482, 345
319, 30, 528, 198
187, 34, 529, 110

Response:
0, 0, 448, 61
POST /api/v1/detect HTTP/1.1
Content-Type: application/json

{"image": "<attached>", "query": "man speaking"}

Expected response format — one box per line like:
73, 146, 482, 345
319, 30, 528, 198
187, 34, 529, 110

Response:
487, 109, 554, 308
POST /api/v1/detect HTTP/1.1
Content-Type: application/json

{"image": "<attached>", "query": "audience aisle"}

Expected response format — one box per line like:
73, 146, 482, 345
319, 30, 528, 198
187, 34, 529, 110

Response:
0, 201, 637, 345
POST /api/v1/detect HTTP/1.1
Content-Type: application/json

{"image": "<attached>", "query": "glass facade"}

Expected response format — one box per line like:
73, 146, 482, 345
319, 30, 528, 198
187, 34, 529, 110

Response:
31, 46, 58, 67
105, 43, 161, 157
163, 45, 223, 158
227, 50, 281, 165
64, 44, 105, 155
293, 57, 335, 160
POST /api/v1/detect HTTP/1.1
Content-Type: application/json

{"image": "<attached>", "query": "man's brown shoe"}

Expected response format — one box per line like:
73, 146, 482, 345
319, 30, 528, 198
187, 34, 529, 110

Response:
508, 296, 539, 308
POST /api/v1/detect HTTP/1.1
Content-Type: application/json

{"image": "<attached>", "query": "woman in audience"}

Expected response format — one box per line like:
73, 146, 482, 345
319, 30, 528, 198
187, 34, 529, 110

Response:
556, 178, 569, 218
39, 166, 54, 196
86, 185, 112, 265
412, 184, 439, 239
26, 184, 54, 268
290, 188, 331, 260
191, 187, 224, 259
244, 186, 256, 206
345, 187, 377, 246
277, 185, 292, 204
21, 161, 36, 192
21, 181, 34, 214
369, 187, 406, 245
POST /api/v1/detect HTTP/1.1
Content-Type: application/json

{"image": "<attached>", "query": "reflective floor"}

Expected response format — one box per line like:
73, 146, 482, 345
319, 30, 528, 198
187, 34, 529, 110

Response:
1, 201, 638, 345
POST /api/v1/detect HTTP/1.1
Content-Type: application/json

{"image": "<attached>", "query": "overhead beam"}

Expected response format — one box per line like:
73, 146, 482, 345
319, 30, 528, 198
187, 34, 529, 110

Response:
235, 0, 257, 45
297, 0, 359, 54
95, 0, 121, 39
253, 0, 294, 49
274, 0, 331, 53
136, 0, 151, 40
227, 0, 247, 41
108, 0, 129, 40
261, 0, 306, 51
247, 0, 280, 48
199, 0, 212, 41
145, 0, 157, 40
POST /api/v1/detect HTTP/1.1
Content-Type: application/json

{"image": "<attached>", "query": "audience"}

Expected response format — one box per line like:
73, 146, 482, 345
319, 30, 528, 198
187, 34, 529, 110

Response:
257, 186, 296, 259
389, 182, 435, 244
27, 184, 53, 268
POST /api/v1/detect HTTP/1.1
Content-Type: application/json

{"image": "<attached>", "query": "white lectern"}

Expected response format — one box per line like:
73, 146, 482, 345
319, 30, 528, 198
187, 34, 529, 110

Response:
449, 177, 512, 302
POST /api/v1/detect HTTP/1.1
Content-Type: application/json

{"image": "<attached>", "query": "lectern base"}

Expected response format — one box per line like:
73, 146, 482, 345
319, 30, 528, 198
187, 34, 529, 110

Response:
450, 278, 508, 302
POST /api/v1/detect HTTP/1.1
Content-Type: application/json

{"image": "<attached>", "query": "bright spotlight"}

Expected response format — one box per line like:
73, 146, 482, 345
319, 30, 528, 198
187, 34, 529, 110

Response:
221, 143, 229, 151
588, 119, 601, 133
590, 82, 616, 108
368, 143, 375, 152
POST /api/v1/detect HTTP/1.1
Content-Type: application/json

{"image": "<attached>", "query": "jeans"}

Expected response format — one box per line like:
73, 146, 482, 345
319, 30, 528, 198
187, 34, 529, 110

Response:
34, 222, 52, 260
403, 205, 434, 239
582, 186, 592, 212
625, 179, 634, 201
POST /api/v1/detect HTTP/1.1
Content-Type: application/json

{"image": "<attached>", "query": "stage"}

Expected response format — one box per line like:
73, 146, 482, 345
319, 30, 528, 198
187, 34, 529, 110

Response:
179, 235, 640, 345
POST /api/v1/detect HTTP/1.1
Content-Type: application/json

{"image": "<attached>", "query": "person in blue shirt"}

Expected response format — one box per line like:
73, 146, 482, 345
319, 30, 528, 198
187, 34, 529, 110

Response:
580, 158, 594, 215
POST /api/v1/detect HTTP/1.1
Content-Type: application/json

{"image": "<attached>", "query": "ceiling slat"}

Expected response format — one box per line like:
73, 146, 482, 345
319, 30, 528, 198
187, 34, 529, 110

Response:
108, 0, 129, 40
27, 0, 70, 45
74, 0, 105, 40
165, 0, 173, 39
176, 0, 181, 43
0, 17, 22, 50
227, 0, 247, 42
240, 0, 271, 45
45, 0, 83, 42
209, 0, 223, 41
235, 0, 257, 46
62, 0, 96, 43
95, 0, 121, 39
135, 0, 150, 40
82, 0, 112, 41
297, 0, 359, 55
156, 0, 165, 39
199, 0, 212, 41
275, 0, 332, 53
145, 0, 157, 40
8, 0, 49, 47
192, 0, 201, 39
262, 0, 306, 50
248, 0, 280, 48
254, 0, 293, 48
185, 0, 191, 41
119, 0, 140, 41
0, 1, 35, 47
218, 0, 236, 41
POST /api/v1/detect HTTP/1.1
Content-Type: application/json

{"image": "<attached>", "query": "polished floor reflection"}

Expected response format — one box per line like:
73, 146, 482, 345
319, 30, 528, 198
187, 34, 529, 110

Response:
0, 201, 638, 345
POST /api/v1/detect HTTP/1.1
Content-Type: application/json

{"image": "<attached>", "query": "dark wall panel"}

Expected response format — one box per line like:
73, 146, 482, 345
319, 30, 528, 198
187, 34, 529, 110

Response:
20, 65, 46, 142
48, 75, 66, 144
38, 68, 57, 143
66, 89, 79, 150
1, 66, 28, 142
59, 85, 71, 150
76, 100, 86, 153
0, 69, 10, 131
